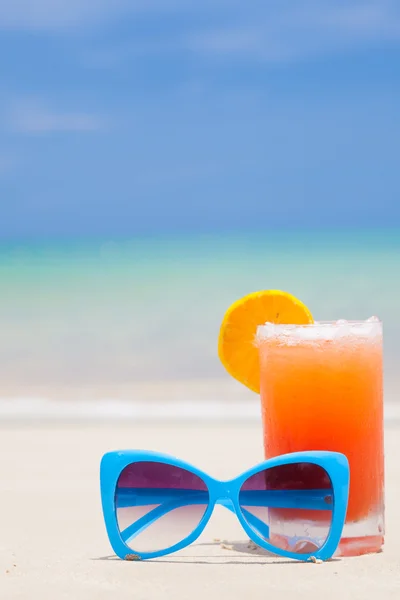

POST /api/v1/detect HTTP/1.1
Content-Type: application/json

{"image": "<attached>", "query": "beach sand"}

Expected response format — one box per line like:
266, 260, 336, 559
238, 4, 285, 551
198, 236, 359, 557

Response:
1, 421, 400, 600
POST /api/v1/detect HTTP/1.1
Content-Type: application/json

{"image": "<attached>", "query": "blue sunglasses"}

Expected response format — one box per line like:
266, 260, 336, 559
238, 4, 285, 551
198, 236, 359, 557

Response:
100, 450, 349, 562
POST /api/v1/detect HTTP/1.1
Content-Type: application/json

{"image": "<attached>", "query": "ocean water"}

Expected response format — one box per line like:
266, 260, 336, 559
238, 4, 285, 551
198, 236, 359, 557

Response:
0, 228, 399, 417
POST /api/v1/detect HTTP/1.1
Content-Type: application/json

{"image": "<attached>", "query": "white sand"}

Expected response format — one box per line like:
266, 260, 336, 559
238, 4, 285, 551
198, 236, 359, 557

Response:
1, 421, 400, 599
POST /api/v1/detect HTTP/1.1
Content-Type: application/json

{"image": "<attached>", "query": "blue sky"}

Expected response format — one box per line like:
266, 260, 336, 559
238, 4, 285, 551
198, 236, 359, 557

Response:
0, 0, 400, 239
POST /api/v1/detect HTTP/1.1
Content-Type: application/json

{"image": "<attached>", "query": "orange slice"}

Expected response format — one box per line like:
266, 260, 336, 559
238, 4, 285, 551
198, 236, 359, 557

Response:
218, 290, 313, 393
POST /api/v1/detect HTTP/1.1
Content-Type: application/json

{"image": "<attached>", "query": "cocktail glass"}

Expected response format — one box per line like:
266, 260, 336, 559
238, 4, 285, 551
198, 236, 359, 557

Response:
256, 318, 384, 556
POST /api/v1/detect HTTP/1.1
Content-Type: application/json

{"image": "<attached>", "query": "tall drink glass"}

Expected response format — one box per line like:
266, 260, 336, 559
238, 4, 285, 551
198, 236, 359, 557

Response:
256, 319, 384, 556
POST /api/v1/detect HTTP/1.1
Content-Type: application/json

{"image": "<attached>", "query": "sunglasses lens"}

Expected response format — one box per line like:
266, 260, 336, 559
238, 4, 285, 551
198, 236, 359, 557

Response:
239, 462, 333, 554
115, 461, 209, 554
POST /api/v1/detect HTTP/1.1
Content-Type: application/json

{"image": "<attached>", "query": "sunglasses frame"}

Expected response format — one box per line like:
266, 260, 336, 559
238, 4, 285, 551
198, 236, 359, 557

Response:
100, 449, 349, 562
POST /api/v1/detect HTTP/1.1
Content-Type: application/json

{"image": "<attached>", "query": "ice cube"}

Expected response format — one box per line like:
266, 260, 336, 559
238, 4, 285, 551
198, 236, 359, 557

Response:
364, 316, 382, 337
335, 319, 351, 338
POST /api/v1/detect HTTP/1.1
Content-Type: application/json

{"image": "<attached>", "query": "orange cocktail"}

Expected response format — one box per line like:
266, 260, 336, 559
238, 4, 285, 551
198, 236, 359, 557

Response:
257, 319, 384, 556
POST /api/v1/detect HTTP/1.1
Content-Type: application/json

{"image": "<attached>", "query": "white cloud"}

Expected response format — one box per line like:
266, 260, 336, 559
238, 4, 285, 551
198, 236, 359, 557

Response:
9, 99, 105, 134
187, 1, 400, 63
78, 0, 400, 70
1, 0, 399, 63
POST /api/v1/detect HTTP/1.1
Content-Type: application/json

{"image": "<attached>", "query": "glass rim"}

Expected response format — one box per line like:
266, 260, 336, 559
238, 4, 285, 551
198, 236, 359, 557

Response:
256, 318, 382, 338
259, 319, 382, 327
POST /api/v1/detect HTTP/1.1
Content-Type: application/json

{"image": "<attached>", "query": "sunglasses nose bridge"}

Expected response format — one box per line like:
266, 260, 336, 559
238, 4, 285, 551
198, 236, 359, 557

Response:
212, 480, 236, 505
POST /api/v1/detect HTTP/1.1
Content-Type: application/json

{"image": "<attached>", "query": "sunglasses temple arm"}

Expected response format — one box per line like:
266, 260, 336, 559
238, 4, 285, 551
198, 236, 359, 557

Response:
119, 493, 270, 544
117, 488, 331, 511
118, 489, 331, 544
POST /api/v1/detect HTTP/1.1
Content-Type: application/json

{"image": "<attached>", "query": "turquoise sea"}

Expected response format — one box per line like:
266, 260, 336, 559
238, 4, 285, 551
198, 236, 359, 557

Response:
0, 227, 399, 416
